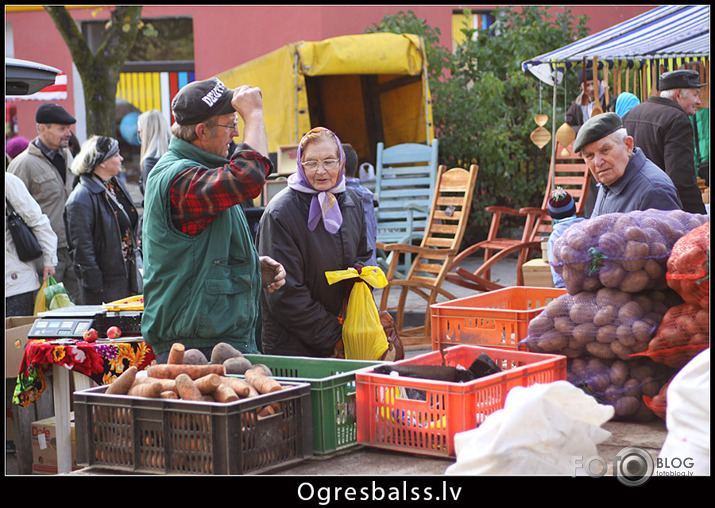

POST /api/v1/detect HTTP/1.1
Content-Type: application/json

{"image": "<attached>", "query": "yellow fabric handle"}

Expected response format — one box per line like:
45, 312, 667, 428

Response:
325, 265, 388, 289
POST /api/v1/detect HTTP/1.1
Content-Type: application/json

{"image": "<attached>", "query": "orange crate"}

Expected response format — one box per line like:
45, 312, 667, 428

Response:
430, 286, 566, 351
355, 345, 566, 457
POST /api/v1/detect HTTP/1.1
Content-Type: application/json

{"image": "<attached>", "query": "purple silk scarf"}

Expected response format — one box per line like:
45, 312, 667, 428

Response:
287, 127, 346, 234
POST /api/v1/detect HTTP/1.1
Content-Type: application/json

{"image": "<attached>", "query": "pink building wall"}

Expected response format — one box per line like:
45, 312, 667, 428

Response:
6, 5, 657, 141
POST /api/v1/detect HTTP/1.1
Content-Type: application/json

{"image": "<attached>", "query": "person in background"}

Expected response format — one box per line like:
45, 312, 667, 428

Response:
137, 109, 171, 195
257, 127, 372, 358
565, 68, 608, 218
5, 172, 58, 316
5, 136, 29, 164
622, 69, 707, 214
574, 112, 682, 217
64, 136, 142, 305
343, 143, 377, 267
141, 78, 285, 363
7, 103, 80, 302
614, 92, 640, 118
545, 188, 586, 288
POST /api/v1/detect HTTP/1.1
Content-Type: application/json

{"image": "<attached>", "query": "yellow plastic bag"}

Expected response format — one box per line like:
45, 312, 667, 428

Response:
325, 266, 389, 360
34, 277, 49, 315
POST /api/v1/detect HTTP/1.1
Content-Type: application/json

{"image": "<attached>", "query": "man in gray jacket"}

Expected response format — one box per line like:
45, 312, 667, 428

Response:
574, 113, 682, 217
8, 103, 80, 301
623, 69, 707, 214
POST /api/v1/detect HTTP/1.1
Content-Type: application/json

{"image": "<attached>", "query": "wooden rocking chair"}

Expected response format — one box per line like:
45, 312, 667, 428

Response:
446, 141, 590, 292
377, 164, 478, 346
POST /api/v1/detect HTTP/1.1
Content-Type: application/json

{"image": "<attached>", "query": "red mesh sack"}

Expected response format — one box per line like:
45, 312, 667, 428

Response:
633, 302, 710, 369
520, 287, 682, 360
567, 356, 676, 422
643, 379, 671, 421
666, 222, 709, 308
551, 209, 709, 295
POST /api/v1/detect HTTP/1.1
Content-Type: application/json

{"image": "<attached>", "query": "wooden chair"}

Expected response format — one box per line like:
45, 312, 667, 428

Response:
446, 141, 590, 291
374, 139, 439, 275
378, 164, 479, 346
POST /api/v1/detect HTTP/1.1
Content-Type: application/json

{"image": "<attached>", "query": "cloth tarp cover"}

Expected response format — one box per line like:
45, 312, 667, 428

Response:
216, 33, 433, 155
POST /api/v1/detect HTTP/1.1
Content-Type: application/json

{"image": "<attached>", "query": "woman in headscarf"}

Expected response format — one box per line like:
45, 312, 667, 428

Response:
64, 135, 142, 305
256, 127, 372, 357
615, 92, 641, 118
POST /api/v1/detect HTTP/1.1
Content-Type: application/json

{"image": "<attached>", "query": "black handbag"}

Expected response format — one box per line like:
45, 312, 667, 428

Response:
6, 198, 43, 262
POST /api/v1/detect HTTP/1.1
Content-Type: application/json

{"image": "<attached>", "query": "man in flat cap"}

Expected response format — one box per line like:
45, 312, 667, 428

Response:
141, 78, 286, 363
8, 103, 80, 301
623, 69, 707, 214
574, 112, 682, 217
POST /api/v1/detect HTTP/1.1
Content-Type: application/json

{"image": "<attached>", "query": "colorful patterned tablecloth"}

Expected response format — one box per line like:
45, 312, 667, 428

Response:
13, 338, 156, 407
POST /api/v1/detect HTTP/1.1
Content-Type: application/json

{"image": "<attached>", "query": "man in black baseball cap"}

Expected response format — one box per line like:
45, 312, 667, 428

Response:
575, 112, 682, 217
623, 68, 707, 214
7, 102, 81, 302
141, 77, 286, 364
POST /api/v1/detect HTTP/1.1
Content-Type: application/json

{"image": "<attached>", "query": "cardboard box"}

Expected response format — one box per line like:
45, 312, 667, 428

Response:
523, 258, 554, 288
32, 413, 80, 475
277, 144, 299, 175
5, 316, 36, 379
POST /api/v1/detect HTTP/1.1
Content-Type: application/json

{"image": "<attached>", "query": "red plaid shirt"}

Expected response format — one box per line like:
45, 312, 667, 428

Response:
169, 144, 271, 235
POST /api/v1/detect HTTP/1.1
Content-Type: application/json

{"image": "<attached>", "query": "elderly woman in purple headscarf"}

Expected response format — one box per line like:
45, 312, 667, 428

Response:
256, 127, 372, 357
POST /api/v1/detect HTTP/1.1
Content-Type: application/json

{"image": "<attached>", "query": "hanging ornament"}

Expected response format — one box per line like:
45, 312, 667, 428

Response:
555, 75, 575, 155
530, 82, 551, 149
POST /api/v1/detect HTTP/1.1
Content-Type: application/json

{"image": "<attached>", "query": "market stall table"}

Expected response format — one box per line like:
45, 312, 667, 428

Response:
13, 337, 155, 474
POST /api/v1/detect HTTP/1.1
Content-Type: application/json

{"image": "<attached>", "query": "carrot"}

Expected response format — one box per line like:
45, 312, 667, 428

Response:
219, 376, 252, 398
245, 367, 282, 394
146, 364, 225, 380
194, 373, 221, 394
160, 390, 178, 400
127, 380, 163, 398
167, 343, 185, 365
132, 376, 177, 392
212, 383, 239, 403
174, 373, 204, 401
106, 366, 138, 395
257, 405, 276, 418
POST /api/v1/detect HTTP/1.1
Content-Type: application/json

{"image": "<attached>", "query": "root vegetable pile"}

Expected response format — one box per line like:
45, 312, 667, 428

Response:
105, 342, 282, 407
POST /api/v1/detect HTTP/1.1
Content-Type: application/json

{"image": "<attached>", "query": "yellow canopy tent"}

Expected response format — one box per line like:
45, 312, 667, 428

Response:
216, 32, 434, 164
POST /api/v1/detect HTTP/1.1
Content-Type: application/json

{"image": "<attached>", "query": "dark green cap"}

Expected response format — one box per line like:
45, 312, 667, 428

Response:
574, 112, 623, 153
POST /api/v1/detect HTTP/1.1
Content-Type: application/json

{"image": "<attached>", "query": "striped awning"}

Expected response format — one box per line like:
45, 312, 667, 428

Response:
523, 5, 710, 85
6, 72, 68, 101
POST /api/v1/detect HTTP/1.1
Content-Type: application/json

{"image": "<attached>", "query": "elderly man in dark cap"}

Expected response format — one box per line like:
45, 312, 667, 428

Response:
574, 112, 683, 217
623, 69, 707, 214
141, 78, 286, 363
8, 103, 80, 301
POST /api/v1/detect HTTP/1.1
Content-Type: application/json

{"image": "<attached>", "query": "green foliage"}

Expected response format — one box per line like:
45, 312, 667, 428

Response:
367, 7, 590, 245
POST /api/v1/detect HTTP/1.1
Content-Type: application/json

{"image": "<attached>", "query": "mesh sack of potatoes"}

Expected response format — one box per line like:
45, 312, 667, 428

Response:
567, 356, 677, 422
666, 222, 710, 308
520, 287, 683, 360
551, 209, 709, 295
631, 302, 710, 369
643, 379, 671, 421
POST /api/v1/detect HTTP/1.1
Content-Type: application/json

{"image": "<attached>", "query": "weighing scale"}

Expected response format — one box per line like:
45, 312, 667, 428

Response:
28, 305, 143, 340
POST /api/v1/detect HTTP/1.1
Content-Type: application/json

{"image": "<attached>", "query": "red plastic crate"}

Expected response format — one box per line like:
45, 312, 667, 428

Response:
430, 286, 566, 351
355, 345, 566, 457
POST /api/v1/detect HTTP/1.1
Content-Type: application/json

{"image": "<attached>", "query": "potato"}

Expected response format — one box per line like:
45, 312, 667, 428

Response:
631, 319, 655, 342
599, 263, 626, 288
617, 300, 644, 321
544, 297, 570, 319
596, 324, 618, 344
572, 322, 598, 347
624, 226, 648, 243
596, 287, 631, 307
586, 372, 611, 393
610, 341, 632, 360
620, 269, 650, 293
643, 259, 665, 280
614, 396, 641, 417
586, 341, 616, 359
609, 360, 630, 385
553, 316, 574, 333
591, 305, 616, 327
616, 324, 637, 347
569, 301, 597, 324
223, 356, 253, 375
528, 314, 554, 335
183, 348, 209, 365
537, 330, 568, 352
596, 232, 626, 257
622, 241, 649, 272
211, 342, 243, 365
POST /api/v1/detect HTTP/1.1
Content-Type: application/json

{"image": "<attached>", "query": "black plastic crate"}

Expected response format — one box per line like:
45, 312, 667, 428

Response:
74, 381, 312, 475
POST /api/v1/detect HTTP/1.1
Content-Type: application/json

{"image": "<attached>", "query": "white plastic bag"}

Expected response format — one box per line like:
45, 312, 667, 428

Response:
446, 381, 614, 475
657, 348, 710, 475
